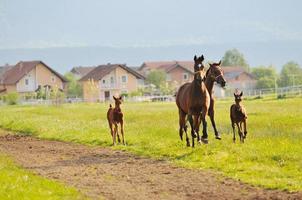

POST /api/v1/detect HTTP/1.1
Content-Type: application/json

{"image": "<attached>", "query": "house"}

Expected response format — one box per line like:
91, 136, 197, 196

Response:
139, 61, 195, 88
79, 63, 145, 102
213, 66, 257, 98
70, 66, 96, 79
0, 61, 68, 97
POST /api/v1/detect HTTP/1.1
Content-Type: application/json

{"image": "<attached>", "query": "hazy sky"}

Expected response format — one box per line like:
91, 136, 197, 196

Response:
1, 0, 301, 49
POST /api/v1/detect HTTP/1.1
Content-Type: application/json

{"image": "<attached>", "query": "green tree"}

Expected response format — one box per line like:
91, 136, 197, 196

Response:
278, 61, 302, 87
146, 70, 166, 88
252, 66, 277, 89
64, 72, 82, 97
221, 48, 249, 70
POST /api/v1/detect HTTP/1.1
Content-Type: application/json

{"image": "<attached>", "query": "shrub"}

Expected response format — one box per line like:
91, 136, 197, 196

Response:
5, 92, 19, 105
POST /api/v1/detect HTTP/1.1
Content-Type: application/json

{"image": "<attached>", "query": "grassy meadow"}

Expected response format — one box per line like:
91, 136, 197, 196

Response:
0, 97, 301, 191
0, 152, 87, 200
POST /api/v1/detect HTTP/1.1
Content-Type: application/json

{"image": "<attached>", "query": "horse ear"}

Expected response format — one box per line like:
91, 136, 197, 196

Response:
218, 60, 221, 65
234, 93, 236, 97
240, 91, 243, 96
201, 55, 204, 61
113, 96, 117, 100
119, 96, 123, 100
194, 55, 197, 61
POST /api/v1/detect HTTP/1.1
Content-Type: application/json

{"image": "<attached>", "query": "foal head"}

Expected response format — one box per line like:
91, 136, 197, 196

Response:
193, 55, 205, 81
206, 61, 226, 87
234, 91, 243, 104
113, 96, 123, 108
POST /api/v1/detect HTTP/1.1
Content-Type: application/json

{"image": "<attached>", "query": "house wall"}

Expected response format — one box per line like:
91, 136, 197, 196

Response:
81, 80, 100, 102
167, 67, 193, 87
36, 63, 64, 90
227, 73, 257, 91
4, 85, 16, 93
82, 66, 142, 102
16, 68, 36, 92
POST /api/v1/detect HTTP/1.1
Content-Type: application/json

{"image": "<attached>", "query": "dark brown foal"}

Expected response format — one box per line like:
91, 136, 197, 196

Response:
107, 96, 125, 145
230, 91, 248, 143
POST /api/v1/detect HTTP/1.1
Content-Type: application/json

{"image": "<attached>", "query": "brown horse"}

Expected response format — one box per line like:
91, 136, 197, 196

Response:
204, 61, 226, 140
176, 55, 210, 147
107, 96, 125, 145
230, 90, 248, 143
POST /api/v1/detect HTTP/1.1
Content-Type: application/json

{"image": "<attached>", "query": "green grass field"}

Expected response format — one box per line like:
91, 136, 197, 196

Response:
0, 152, 87, 200
0, 97, 301, 192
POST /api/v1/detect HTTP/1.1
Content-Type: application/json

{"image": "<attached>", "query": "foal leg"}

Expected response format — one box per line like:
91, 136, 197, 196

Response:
232, 121, 236, 143
120, 120, 125, 145
113, 123, 118, 146
243, 120, 247, 139
116, 125, 121, 144
236, 123, 243, 143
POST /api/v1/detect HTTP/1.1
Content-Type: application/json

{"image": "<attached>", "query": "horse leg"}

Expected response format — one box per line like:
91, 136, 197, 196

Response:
208, 108, 221, 140
178, 109, 186, 141
193, 114, 201, 144
188, 114, 195, 148
232, 121, 236, 143
184, 123, 190, 147
120, 120, 125, 145
243, 120, 247, 139
200, 108, 208, 144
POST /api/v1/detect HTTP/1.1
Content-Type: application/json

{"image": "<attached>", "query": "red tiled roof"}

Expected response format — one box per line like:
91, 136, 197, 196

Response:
79, 64, 145, 81
140, 61, 195, 73
71, 66, 96, 77
0, 61, 67, 85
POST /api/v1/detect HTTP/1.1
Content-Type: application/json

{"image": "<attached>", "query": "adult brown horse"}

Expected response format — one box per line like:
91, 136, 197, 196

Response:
204, 61, 226, 140
176, 55, 210, 147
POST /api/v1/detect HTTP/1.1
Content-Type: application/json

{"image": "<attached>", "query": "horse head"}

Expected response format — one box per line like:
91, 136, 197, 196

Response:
206, 60, 226, 87
113, 96, 123, 107
193, 55, 206, 81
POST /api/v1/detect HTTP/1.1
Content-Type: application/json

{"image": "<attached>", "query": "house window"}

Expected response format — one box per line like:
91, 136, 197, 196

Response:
110, 77, 114, 84
51, 76, 56, 83
183, 73, 189, 80
102, 79, 106, 84
121, 75, 127, 83
25, 79, 29, 85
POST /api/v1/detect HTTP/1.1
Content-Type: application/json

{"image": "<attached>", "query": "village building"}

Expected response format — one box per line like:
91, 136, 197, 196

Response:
139, 61, 194, 88
79, 63, 145, 102
139, 61, 256, 98
70, 66, 96, 79
0, 61, 67, 97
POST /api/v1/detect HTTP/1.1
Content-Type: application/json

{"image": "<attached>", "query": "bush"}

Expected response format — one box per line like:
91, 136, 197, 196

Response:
5, 92, 19, 105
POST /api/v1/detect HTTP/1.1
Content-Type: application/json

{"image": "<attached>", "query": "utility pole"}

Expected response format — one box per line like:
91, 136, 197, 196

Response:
289, 74, 299, 87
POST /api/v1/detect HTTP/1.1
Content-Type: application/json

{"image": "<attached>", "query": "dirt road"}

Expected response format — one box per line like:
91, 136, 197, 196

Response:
0, 134, 300, 200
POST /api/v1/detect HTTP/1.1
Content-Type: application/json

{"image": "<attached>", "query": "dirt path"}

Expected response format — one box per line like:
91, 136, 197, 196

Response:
0, 134, 301, 200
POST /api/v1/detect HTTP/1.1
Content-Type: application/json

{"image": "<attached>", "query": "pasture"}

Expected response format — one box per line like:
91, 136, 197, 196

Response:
0, 150, 86, 200
0, 97, 301, 192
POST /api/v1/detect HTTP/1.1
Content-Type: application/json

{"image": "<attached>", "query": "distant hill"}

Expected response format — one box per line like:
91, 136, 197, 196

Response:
0, 41, 301, 74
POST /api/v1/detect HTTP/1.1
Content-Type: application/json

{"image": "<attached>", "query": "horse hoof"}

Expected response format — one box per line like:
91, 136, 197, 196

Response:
215, 135, 222, 140
200, 138, 208, 144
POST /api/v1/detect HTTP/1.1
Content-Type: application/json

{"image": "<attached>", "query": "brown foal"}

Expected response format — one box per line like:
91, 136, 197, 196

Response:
230, 91, 248, 143
107, 96, 125, 145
